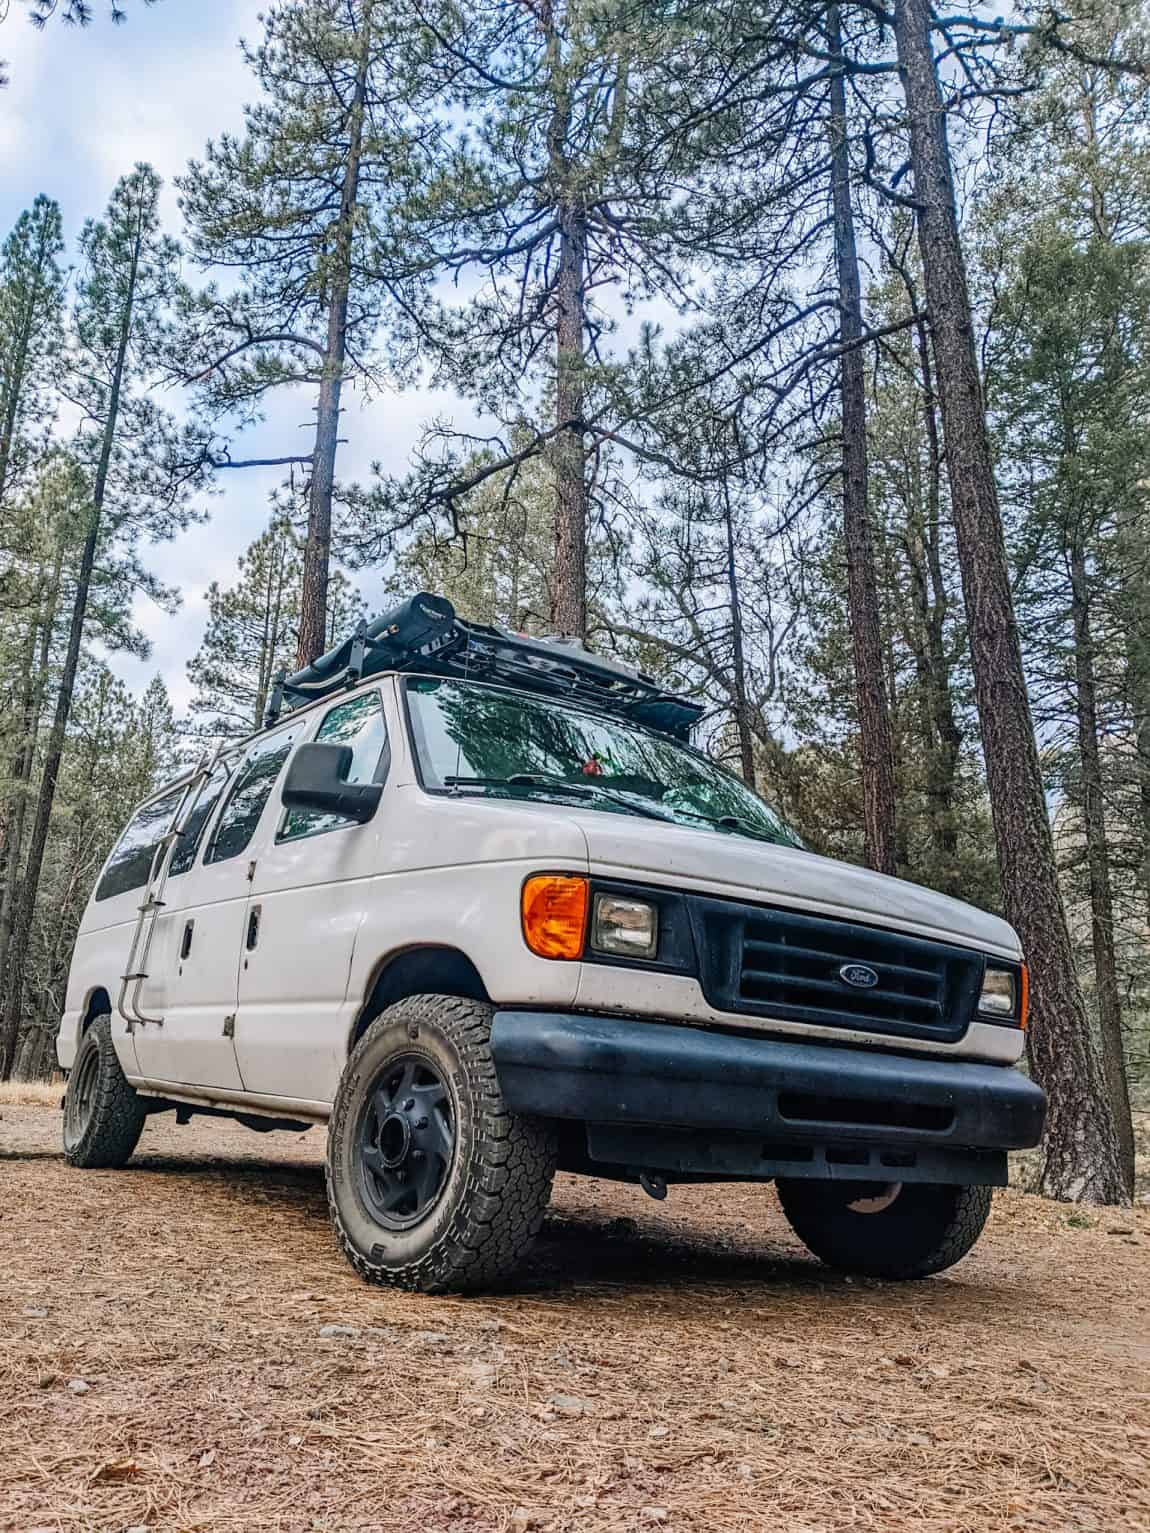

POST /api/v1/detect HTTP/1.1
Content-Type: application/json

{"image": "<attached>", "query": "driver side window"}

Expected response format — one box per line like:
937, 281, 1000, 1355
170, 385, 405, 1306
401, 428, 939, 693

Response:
279, 690, 389, 842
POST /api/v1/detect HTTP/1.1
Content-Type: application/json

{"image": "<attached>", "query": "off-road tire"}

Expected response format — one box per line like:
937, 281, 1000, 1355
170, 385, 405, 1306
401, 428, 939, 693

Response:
326, 994, 557, 1293
62, 1014, 147, 1169
776, 1178, 992, 1280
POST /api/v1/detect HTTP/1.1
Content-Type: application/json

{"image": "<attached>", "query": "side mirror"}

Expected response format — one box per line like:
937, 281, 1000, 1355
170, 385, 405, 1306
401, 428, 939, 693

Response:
281, 743, 382, 825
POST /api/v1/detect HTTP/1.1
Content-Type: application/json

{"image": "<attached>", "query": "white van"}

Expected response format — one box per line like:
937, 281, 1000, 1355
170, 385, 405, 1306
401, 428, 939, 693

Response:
58, 595, 1044, 1292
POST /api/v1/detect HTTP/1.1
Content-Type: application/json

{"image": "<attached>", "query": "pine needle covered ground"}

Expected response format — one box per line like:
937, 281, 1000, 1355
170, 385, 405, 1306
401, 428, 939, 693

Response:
2, 1104, 1147, 1533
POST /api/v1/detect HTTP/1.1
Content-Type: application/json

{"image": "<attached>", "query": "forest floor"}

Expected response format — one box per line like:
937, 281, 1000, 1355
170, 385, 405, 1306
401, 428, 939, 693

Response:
1, 1101, 1148, 1533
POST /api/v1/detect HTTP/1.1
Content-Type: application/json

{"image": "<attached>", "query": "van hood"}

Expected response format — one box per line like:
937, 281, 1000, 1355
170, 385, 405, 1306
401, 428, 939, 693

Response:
567, 810, 1020, 959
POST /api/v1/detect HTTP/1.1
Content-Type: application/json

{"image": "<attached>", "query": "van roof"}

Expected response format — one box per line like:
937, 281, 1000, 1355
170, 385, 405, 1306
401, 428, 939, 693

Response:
143, 594, 704, 808
264, 592, 703, 742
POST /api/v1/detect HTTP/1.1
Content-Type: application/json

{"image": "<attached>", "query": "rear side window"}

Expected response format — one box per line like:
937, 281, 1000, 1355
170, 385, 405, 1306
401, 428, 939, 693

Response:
169, 760, 234, 877
95, 788, 184, 902
280, 690, 389, 842
205, 726, 299, 865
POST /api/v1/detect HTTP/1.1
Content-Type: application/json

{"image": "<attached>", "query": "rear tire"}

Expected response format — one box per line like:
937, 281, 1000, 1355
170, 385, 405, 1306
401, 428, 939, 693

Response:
326, 994, 557, 1293
776, 1178, 992, 1279
62, 1015, 147, 1169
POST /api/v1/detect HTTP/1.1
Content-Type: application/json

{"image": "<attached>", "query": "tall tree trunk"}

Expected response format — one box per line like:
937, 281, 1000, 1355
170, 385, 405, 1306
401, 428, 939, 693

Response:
0, 600, 41, 894
1069, 528, 1135, 1195
1115, 488, 1150, 932
828, 5, 898, 877
296, 2, 375, 668
1139, 715, 1150, 933
892, 0, 1125, 1203
0, 539, 63, 1012
721, 477, 755, 785
550, 199, 589, 639
914, 313, 963, 885
0, 226, 142, 1079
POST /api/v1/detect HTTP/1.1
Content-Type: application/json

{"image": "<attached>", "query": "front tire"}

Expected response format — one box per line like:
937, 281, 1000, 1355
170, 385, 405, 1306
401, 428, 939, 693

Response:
777, 1178, 992, 1280
326, 994, 557, 1293
62, 1014, 147, 1168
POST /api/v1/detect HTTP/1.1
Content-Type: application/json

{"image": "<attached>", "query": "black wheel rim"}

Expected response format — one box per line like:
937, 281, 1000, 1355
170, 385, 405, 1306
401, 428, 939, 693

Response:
64, 1045, 99, 1147
356, 1053, 455, 1229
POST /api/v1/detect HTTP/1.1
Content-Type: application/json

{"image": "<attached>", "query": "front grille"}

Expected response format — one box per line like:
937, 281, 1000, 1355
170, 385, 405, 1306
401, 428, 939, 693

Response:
692, 898, 985, 1044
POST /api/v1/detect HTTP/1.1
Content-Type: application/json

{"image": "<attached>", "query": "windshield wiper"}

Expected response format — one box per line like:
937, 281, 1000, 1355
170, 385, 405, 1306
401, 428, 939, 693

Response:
674, 807, 791, 846
443, 773, 671, 823
442, 775, 789, 839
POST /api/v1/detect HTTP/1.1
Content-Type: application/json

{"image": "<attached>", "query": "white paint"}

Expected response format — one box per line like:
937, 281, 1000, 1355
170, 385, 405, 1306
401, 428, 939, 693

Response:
60, 669, 1030, 1117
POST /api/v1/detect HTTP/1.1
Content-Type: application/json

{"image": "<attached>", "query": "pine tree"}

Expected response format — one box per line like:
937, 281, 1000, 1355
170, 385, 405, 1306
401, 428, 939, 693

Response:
384, 454, 555, 633
187, 509, 363, 737
0, 457, 80, 1008
369, 0, 709, 640
187, 514, 302, 736
826, 3, 898, 877
0, 196, 65, 513
978, 27, 1150, 1194
0, 165, 204, 1079
179, 0, 415, 669
23, 1, 154, 24
891, 0, 1127, 1202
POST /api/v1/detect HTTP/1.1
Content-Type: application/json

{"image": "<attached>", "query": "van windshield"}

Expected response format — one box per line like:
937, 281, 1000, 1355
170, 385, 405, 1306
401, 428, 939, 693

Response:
404, 677, 803, 849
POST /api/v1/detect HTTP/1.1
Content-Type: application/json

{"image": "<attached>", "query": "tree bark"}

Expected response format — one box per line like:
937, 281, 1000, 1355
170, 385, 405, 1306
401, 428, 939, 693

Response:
0, 540, 63, 1009
892, 0, 1125, 1202
828, 5, 898, 877
721, 476, 756, 786
900, 315, 963, 893
295, 2, 375, 668
550, 198, 589, 639
0, 221, 142, 1079
1069, 528, 1135, 1195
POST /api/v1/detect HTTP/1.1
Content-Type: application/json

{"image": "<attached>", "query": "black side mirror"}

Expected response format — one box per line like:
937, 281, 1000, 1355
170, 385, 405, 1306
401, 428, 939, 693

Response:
281, 742, 382, 825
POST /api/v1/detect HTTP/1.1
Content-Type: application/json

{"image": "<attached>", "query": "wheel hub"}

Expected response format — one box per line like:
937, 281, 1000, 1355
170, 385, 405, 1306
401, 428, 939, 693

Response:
357, 1053, 455, 1229
377, 1111, 412, 1169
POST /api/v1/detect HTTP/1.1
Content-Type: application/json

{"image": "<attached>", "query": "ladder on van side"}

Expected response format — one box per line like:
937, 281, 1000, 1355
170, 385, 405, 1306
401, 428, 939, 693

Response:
117, 742, 226, 1032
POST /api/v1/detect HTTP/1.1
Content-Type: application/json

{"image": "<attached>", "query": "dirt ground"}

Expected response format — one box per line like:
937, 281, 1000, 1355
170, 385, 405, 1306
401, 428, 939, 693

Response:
2, 1101, 1148, 1533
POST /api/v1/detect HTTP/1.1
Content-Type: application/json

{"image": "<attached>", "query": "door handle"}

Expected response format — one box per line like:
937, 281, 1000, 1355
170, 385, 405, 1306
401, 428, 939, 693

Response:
246, 904, 262, 951
180, 920, 195, 960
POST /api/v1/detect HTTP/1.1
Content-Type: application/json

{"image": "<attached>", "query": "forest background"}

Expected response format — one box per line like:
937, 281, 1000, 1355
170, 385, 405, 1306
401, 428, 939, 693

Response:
0, 0, 1147, 1205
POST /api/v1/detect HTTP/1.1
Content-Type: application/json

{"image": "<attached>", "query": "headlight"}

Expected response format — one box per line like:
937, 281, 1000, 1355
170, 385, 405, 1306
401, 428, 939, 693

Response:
591, 893, 658, 960
979, 964, 1027, 1026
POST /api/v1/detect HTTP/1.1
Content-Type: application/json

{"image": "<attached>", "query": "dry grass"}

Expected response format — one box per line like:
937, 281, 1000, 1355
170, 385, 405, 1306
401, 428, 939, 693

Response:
2, 1102, 1149, 1533
0, 1079, 60, 1108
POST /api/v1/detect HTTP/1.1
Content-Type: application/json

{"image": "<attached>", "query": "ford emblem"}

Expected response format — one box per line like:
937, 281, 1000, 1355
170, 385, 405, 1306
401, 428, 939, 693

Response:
839, 963, 879, 990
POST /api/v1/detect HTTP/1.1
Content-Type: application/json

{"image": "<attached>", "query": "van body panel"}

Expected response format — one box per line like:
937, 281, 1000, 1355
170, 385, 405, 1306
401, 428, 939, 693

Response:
58, 669, 1031, 1110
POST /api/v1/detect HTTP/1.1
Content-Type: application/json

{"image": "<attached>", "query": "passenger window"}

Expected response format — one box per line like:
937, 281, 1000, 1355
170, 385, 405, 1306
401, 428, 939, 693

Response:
95, 788, 184, 902
205, 726, 300, 865
280, 690, 389, 842
169, 760, 234, 877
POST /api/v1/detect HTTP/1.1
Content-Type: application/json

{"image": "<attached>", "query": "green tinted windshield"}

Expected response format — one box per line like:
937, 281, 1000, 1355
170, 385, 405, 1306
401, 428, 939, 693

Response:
405, 677, 803, 849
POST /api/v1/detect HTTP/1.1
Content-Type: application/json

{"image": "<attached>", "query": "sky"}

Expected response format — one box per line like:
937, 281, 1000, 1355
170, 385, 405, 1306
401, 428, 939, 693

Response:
0, 0, 475, 711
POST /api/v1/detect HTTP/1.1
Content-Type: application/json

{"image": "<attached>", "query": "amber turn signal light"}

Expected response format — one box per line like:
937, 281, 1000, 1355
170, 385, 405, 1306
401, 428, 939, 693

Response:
521, 874, 589, 960
1019, 963, 1029, 1030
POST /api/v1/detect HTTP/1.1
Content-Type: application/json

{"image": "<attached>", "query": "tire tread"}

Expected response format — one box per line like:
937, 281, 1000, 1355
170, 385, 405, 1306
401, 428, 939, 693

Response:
62, 1015, 147, 1169
777, 1178, 992, 1280
326, 994, 556, 1293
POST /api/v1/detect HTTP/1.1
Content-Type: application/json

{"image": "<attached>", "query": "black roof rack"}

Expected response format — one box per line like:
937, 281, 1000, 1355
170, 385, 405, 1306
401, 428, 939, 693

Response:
265, 593, 703, 741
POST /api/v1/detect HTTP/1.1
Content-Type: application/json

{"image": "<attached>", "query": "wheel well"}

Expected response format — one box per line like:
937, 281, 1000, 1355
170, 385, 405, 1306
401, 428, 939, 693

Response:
352, 947, 490, 1049
82, 988, 112, 1032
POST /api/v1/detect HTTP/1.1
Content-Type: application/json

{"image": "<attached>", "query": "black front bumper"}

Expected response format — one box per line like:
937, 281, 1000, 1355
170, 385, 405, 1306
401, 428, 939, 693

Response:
490, 1011, 1046, 1186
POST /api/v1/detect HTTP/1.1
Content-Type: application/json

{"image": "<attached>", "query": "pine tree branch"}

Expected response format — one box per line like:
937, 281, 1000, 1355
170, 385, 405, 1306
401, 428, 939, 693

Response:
209, 453, 317, 470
